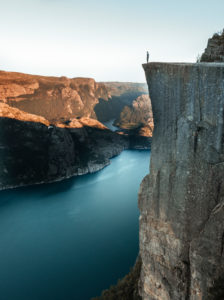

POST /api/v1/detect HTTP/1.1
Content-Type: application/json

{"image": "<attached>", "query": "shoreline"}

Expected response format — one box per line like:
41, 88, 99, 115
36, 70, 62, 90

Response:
0, 147, 151, 192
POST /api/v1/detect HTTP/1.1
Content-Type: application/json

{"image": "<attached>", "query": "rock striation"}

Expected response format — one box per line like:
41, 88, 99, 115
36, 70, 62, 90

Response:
139, 62, 224, 299
201, 30, 224, 62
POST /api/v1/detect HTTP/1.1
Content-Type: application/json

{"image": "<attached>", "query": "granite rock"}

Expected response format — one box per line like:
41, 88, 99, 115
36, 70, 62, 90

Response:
139, 62, 224, 299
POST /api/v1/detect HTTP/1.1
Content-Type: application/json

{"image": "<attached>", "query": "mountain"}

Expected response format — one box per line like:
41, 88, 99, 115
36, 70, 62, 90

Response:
94, 82, 148, 122
0, 102, 130, 190
0, 71, 149, 124
0, 72, 151, 190
0, 71, 110, 121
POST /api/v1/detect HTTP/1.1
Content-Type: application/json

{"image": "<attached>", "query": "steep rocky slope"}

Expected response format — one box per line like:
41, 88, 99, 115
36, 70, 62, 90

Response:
0, 71, 152, 189
0, 71, 149, 125
115, 94, 154, 137
201, 30, 224, 62
0, 71, 110, 121
139, 62, 224, 299
0, 103, 129, 190
94, 82, 148, 122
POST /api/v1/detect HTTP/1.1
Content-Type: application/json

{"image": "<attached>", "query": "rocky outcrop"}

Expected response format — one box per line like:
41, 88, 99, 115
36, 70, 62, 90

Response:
115, 94, 154, 137
201, 30, 224, 62
139, 62, 224, 299
0, 71, 110, 121
0, 103, 129, 190
94, 82, 148, 122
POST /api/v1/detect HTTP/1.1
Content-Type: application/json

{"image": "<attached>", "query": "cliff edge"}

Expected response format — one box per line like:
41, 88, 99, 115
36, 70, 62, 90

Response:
139, 62, 224, 299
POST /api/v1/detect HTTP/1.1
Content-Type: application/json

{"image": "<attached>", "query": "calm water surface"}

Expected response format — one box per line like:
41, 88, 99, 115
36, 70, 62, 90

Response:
103, 119, 119, 131
0, 150, 150, 300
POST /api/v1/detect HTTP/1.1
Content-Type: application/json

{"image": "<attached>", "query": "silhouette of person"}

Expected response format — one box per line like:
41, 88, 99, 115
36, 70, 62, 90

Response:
147, 51, 149, 63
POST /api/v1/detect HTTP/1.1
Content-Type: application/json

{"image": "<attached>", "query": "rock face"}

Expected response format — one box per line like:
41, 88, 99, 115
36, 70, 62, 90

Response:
0, 71, 110, 121
201, 30, 224, 62
0, 71, 152, 190
0, 103, 128, 190
0, 71, 148, 124
94, 82, 148, 122
115, 94, 154, 137
139, 62, 224, 299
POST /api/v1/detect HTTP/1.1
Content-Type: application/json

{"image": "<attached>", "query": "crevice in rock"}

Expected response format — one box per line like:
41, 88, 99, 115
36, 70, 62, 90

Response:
156, 170, 161, 218
193, 126, 202, 153
215, 182, 221, 206
221, 232, 224, 257
184, 251, 191, 300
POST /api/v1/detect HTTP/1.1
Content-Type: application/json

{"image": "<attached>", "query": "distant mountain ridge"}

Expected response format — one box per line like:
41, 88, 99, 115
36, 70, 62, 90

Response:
0, 70, 148, 124
0, 70, 110, 121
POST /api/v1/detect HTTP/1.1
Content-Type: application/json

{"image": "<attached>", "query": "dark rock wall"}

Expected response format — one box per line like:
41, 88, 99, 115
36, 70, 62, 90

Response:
0, 117, 128, 190
139, 62, 224, 299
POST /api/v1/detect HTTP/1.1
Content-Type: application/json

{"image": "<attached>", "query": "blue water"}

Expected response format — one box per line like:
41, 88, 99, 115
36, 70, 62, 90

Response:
103, 119, 119, 131
0, 150, 150, 300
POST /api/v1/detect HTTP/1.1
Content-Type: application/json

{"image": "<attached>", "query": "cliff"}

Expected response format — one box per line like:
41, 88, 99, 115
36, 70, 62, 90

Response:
201, 30, 224, 62
0, 70, 110, 121
94, 82, 148, 122
114, 94, 154, 137
0, 70, 152, 190
0, 71, 148, 125
0, 103, 129, 190
139, 62, 224, 299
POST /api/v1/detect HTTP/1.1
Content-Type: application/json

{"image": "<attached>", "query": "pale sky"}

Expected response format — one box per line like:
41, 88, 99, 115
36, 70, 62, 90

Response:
0, 0, 224, 82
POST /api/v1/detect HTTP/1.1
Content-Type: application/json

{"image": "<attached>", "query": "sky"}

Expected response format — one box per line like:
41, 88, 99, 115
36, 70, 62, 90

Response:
0, 0, 224, 82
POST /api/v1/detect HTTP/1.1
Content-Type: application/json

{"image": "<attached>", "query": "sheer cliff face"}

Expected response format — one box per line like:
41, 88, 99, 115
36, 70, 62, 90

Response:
0, 71, 110, 121
139, 63, 224, 299
201, 30, 224, 62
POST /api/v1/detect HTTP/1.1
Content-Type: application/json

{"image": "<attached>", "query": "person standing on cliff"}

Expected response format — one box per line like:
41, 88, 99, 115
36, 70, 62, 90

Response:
147, 51, 149, 63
